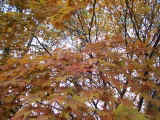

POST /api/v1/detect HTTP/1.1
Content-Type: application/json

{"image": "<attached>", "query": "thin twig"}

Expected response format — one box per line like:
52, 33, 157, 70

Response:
33, 35, 52, 56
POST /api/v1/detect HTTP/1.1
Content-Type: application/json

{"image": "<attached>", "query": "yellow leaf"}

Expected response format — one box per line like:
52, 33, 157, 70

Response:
7, 27, 12, 32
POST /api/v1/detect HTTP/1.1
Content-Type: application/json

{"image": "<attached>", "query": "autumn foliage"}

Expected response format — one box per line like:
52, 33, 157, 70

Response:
0, 0, 160, 120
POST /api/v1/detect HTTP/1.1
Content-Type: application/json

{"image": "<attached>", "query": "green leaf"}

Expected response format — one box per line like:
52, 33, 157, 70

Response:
40, 0, 46, 4
114, 104, 149, 120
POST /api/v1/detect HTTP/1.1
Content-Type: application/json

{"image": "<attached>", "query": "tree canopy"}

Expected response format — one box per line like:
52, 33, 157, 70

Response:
0, 0, 160, 120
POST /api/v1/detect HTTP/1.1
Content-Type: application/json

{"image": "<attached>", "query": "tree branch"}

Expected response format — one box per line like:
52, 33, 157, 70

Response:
33, 35, 52, 56
88, 0, 96, 43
